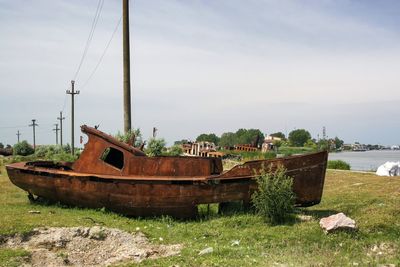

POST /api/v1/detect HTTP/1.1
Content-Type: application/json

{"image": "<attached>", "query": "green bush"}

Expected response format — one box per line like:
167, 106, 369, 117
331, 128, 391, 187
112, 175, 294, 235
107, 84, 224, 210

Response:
13, 141, 34, 156
327, 160, 351, 170
32, 145, 77, 162
165, 145, 183, 156
145, 138, 166, 157
115, 129, 142, 147
251, 166, 295, 224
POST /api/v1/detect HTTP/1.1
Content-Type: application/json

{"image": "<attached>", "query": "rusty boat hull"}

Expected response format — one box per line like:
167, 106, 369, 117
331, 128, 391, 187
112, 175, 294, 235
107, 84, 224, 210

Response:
6, 125, 328, 218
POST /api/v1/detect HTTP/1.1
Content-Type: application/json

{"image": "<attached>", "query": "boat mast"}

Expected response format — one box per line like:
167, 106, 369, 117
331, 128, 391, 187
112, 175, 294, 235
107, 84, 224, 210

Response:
123, 0, 132, 134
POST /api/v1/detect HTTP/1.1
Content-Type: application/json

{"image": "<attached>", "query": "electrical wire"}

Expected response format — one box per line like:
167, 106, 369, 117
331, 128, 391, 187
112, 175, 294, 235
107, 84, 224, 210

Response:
81, 15, 122, 89
0, 125, 29, 129
73, 0, 104, 81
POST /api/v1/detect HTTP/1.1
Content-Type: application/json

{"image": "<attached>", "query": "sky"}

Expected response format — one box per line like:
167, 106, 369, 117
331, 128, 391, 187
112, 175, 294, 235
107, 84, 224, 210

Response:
0, 0, 400, 147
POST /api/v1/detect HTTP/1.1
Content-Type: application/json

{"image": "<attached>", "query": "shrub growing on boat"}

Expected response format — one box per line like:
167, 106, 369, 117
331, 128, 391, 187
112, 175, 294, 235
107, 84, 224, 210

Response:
115, 128, 142, 147
13, 141, 34, 156
327, 160, 351, 170
33, 145, 78, 162
251, 166, 295, 225
146, 138, 166, 157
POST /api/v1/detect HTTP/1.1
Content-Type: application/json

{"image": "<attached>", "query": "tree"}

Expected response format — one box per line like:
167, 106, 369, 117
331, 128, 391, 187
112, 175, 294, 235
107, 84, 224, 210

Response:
304, 139, 317, 149
145, 138, 166, 157
219, 132, 236, 147
235, 128, 264, 147
270, 132, 286, 140
167, 145, 183, 156
13, 140, 34, 156
196, 133, 220, 145
174, 139, 189, 145
334, 137, 344, 150
0, 143, 4, 149
273, 140, 282, 150
288, 129, 311, 147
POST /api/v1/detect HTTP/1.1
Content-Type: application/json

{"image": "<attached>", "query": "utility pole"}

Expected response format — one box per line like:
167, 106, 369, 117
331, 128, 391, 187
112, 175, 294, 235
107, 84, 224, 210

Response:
66, 80, 80, 155
29, 119, 38, 149
16, 130, 21, 143
123, 0, 132, 134
57, 111, 65, 146
53, 124, 59, 145
152, 127, 157, 138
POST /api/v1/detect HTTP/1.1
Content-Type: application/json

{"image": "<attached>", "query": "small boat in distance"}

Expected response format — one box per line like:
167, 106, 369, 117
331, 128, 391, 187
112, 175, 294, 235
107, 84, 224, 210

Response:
6, 125, 328, 218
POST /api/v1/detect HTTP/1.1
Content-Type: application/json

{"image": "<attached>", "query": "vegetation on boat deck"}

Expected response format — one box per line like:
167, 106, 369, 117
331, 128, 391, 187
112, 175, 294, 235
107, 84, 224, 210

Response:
1, 157, 399, 266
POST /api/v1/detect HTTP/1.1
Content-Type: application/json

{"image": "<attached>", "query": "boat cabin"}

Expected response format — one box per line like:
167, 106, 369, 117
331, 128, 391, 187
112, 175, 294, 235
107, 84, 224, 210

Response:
72, 125, 223, 177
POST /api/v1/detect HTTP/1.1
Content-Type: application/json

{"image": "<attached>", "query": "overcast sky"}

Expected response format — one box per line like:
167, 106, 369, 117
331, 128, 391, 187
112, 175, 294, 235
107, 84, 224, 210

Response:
1, 0, 399, 146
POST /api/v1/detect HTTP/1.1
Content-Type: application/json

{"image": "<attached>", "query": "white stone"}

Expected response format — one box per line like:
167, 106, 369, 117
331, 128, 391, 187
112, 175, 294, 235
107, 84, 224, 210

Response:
198, 247, 213, 256
319, 213, 356, 233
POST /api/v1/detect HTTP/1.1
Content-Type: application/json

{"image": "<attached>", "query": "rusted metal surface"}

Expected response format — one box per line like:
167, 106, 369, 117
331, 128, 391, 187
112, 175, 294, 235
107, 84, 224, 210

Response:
6, 125, 328, 218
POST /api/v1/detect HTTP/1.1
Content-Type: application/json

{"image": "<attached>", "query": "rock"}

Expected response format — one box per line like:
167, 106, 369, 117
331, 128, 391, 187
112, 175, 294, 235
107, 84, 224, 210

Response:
319, 213, 356, 233
198, 247, 213, 256
231, 240, 240, 246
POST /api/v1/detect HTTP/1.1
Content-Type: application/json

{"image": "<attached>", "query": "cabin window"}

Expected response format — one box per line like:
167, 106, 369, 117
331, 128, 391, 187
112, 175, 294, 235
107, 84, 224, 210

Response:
100, 147, 124, 170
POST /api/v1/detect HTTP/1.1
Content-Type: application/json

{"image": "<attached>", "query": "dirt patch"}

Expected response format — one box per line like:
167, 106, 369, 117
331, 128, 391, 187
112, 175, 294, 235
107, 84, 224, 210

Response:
0, 226, 182, 266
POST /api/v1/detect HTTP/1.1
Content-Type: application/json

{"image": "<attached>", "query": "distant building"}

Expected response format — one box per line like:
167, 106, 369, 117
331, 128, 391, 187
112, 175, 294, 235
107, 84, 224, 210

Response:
261, 136, 282, 152
182, 141, 221, 157
234, 144, 258, 152
343, 143, 368, 151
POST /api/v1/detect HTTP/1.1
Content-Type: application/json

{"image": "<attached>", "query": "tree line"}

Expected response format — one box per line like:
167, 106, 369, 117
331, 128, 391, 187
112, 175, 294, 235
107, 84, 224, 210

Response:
178, 128, 344, 150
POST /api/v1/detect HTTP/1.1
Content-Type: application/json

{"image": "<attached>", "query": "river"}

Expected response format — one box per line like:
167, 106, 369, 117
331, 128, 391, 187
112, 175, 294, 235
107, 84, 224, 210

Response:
328, 150, 400, 171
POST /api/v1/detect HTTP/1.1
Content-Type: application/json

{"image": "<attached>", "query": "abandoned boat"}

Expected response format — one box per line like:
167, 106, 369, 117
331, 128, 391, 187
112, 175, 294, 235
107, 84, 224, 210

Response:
6, 125, 328, 218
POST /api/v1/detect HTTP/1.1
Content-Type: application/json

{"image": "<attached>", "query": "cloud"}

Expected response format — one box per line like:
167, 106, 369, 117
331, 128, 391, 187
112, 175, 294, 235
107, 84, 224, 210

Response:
0, 0, 399, 146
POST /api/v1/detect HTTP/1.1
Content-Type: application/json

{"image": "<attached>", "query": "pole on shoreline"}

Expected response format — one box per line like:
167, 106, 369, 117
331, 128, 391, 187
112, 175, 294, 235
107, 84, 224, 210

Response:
66, 80, 80, 155
123, 0, 132, 134
16, 130, 21, 143
29, 119, 38, 149
53, 124, 59, 145
57, 111, 65, 147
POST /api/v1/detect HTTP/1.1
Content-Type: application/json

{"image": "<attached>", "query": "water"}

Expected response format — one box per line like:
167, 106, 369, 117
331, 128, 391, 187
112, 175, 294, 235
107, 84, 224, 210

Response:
328, 150, 400, 171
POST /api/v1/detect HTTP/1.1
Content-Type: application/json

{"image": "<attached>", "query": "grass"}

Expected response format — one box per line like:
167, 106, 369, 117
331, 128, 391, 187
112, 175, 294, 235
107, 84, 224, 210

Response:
0, 157, 400, 266
277, 146, 316, 156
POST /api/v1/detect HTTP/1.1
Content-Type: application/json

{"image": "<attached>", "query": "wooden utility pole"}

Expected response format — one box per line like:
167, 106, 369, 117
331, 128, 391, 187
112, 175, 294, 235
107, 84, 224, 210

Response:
57, 111, 65, 146
29, 119, 38, 149
123, 0, 132, 133
53, 124, 59, 145
16, 130, 21, 143
66, 80, 80, 155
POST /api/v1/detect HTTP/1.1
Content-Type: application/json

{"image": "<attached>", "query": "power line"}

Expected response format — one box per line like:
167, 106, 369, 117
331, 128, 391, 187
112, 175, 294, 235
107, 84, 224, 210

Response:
81, 15, 122, 89
0, 125, 29, 129
61, 93, 68, 113
73, 0, 104, 81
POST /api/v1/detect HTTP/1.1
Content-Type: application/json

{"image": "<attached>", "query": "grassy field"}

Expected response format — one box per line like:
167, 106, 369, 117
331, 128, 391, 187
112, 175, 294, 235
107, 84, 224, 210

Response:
0, 158, 399, 266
